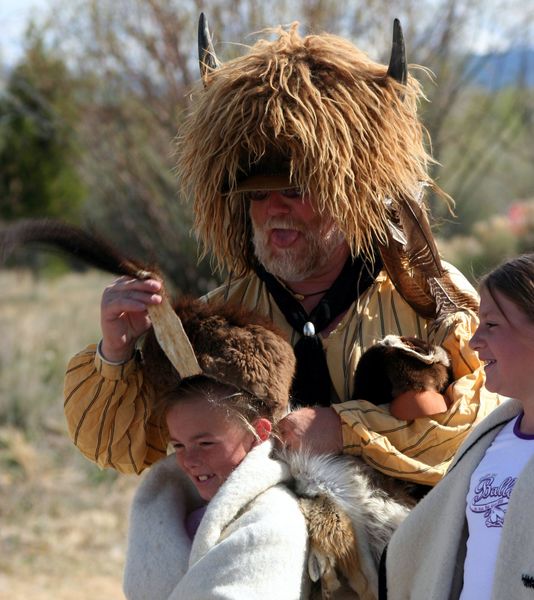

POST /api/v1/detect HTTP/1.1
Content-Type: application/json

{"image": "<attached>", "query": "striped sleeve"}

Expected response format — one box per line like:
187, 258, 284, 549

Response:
64, 345, 168, 474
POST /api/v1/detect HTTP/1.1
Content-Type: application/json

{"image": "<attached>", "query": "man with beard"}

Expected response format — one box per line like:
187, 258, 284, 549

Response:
64, 19, 500, 488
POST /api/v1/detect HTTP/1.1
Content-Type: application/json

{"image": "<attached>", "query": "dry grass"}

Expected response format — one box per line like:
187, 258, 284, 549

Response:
0, 270, 139, 599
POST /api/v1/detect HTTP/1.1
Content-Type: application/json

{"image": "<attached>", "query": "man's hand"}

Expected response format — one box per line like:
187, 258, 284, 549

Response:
278, 407, 343, 454
100, 276, 162, 362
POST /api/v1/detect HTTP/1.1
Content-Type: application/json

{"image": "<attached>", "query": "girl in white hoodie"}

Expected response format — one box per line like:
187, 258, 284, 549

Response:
122, 299, 310, 600
381, 253, 534, 600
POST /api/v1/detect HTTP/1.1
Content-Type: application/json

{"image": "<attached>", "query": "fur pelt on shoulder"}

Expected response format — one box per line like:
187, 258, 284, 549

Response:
283, 451, 415, 599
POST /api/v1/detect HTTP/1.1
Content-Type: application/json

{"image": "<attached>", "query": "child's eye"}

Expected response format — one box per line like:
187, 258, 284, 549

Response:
199, 441, 215, 447
172, 443, 184, 451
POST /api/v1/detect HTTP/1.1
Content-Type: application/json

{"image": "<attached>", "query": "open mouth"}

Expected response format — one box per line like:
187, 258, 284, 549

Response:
196, 474, 215, 483
270, 228, 301, 248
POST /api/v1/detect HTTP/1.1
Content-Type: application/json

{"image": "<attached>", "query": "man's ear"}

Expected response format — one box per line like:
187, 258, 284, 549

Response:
253, 418, 272, 442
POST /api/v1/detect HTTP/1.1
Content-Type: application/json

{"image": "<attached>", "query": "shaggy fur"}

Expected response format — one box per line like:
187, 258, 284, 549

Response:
176, 24, 438, 276
284, 451, 414, 598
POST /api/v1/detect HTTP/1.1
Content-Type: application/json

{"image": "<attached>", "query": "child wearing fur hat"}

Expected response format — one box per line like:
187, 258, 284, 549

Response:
123, 299, 414, 600
123, 299, 311, 600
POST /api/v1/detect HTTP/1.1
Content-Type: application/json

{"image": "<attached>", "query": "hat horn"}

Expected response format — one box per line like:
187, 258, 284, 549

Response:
387, 18, 407, 85
198, 12, 219, 86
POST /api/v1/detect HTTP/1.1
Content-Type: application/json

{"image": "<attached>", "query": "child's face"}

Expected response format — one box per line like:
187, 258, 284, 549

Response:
166, 396, 257, 501
470, 286, 534, 402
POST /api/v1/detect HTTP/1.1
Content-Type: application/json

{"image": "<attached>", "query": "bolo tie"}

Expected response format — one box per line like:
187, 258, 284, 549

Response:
255, 252, 382, 406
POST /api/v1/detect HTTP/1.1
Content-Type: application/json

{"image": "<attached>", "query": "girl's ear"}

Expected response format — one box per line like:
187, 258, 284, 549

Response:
253, 418, 272, 442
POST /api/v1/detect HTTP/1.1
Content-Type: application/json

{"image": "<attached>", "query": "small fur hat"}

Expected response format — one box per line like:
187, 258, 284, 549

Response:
352, 334, 452, 406
142, 297, 295, 422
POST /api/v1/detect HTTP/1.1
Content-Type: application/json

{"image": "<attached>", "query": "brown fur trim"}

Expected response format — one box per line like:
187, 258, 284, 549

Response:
177, 23, 443, 276
299, 494, 359, 575
142, 298, 294, 421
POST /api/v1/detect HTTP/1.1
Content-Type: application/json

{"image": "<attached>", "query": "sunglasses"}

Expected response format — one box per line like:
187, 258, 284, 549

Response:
245, 188, 303, 201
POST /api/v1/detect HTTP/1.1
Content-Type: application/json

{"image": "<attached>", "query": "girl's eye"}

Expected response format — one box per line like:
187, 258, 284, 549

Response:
485, 322, 497, 329
172, 443, 184, 451
199, 441, 215, 447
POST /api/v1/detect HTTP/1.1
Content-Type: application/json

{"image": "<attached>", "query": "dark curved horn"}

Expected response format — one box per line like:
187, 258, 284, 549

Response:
198, 13, 219, 86
387, 19, 407, 85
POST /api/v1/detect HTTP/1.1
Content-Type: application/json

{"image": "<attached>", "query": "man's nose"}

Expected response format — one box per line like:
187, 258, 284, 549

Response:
266, 192, 292, 217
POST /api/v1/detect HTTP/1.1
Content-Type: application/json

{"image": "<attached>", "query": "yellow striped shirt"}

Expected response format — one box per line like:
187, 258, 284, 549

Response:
64, 268, 501, 482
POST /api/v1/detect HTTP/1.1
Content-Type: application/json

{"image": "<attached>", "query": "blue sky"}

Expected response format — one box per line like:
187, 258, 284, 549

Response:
0, 0, 531, 64
0, 0, 50, 63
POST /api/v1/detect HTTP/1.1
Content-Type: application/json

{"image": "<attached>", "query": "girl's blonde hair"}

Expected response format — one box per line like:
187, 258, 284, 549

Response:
158, 376, 279, 442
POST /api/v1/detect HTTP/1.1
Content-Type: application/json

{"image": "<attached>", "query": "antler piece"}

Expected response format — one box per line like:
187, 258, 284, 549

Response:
147, 293, 203, 379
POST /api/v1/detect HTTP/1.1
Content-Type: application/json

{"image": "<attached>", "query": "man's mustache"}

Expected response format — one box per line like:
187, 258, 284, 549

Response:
259, 217, 305, 233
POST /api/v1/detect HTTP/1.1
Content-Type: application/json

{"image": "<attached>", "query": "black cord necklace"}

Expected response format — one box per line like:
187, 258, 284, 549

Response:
255, 252, 382, 406
285, 286, 331, 301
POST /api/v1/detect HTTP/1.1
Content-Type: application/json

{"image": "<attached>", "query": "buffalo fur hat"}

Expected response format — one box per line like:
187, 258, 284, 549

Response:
142, 297, 295, 422
177, 21, 438, 277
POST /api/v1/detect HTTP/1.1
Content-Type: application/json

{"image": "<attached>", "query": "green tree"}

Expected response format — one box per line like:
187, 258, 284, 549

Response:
0, 31, 86, 222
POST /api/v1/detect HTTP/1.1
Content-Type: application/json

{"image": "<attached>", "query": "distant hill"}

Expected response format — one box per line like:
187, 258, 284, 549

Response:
466, 47, 534, 89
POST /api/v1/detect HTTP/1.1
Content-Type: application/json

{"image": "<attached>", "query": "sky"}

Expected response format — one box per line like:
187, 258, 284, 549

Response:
0, 0, 50, 63
0, 0, 531, 65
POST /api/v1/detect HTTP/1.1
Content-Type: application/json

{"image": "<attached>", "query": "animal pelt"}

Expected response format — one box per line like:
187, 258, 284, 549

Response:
352, 334, 452, 406
282, 451, 415, 599
143, 297, 295, 421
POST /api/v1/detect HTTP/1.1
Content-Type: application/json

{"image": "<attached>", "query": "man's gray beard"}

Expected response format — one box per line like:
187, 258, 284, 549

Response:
252, 219, 346, 282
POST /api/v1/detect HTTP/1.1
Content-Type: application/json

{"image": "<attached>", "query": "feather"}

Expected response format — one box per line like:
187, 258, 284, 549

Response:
379, 235, 437, 318
386, 219, 408, 246
380, 187, 479, 321
429, 276, 479, 318
392, 187, 444, 278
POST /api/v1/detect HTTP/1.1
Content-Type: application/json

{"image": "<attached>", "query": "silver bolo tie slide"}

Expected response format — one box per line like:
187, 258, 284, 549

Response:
303, 322, 315, 336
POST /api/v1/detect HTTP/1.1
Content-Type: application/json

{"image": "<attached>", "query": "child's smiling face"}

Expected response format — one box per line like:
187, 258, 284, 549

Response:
470, 286, 534, 403
166, 396, 258, 501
